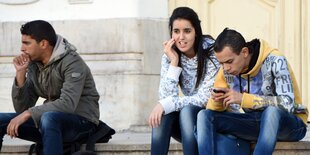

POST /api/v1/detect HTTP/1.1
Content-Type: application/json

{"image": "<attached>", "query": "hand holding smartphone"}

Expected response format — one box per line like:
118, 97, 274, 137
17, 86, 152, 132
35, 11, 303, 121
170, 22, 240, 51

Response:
212, 88, 226, 94
212, 88, 226, 103
163, 38, 179, 66
172, 44, 178, 51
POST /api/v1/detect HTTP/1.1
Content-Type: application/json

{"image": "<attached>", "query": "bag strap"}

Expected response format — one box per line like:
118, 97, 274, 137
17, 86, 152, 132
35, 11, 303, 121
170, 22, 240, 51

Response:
85, 121, 114, 151
28, 143, 43, 155
28, 143, 36, 155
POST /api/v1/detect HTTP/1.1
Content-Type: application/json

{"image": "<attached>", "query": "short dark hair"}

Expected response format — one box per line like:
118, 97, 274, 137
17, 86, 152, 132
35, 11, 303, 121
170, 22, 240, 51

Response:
20, 20, 57, 47
214, 28, 246, 55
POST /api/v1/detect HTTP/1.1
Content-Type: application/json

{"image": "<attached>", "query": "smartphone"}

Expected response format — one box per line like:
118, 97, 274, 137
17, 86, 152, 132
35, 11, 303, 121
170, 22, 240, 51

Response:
213, 88, 226, 94
172, 44, 178, 51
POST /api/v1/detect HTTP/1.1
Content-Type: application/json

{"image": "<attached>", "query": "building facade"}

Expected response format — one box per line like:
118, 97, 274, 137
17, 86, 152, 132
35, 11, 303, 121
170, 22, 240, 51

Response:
0, 0, 309, 131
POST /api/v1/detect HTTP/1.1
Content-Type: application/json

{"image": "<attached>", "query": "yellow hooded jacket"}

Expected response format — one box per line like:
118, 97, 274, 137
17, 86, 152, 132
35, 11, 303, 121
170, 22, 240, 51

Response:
207, 39, 308, 124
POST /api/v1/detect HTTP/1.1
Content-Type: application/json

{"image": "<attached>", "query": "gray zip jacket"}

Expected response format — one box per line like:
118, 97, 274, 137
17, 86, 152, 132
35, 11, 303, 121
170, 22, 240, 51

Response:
12, 35, 100, 127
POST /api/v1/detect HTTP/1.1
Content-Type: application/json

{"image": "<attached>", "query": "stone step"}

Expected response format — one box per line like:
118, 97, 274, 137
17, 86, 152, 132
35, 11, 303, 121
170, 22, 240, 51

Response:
1, 132, 181, 155
1, 130, 310, 155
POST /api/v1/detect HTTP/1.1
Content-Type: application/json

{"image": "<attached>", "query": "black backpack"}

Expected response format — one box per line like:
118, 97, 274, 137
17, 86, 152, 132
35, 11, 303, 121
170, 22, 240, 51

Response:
84, 120, 115, 151
29, 120, 115, 155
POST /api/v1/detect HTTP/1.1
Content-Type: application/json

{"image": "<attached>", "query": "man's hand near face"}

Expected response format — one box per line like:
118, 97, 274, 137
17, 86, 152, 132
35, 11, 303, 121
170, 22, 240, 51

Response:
13, 53, 30, 87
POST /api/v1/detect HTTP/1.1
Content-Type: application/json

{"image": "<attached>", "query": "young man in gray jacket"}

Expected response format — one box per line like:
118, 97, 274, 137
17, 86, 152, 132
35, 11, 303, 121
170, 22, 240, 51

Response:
0, 20, 100, 155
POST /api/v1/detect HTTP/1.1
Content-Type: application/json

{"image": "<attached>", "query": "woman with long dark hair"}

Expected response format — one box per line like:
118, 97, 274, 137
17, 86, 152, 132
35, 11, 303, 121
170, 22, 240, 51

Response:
148, 7, 220, 155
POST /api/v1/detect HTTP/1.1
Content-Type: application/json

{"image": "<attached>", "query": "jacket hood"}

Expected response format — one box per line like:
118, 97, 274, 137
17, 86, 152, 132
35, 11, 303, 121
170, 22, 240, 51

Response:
241, 39, 277, 78
46, 35, 77, 66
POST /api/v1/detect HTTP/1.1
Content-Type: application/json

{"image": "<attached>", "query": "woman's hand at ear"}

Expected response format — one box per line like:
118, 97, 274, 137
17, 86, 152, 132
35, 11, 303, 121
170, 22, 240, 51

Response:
163, 38, 179, 66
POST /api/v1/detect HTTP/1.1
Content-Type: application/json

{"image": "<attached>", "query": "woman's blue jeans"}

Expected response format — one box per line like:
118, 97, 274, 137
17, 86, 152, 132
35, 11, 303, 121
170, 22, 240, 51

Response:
196, 106, 307, 155
151, 105, 203, 155
0, 112, 97, 155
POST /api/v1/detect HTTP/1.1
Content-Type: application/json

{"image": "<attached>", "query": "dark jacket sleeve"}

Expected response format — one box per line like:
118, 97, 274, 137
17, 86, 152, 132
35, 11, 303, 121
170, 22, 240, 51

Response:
12, 76, 39, 113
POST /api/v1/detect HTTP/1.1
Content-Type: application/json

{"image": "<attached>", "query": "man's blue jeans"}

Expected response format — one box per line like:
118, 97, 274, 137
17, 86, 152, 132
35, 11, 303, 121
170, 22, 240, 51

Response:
0, 112, 97, 155
196, 106, 307, 155
151, 105, 203, 155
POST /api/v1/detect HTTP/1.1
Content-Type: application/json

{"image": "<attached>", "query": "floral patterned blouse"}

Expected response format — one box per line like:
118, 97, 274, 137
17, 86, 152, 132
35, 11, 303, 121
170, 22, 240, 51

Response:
159, 37, 220, 114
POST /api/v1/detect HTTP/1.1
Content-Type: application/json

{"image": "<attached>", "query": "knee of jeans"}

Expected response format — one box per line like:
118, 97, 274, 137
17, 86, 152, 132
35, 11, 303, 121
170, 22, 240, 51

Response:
261, 107, 284, 127
264, 106, 282, 118
197, 110, 214, 131
180, 106, 198, 121
152, 127, 168, 142
197, 110, 214, 123
40, 112, 61, 129
180, 106, 202, 130
180, 105, 198, 116
265, 106, 280, 112
152, 124, 166, 137
196, 110, 214, 139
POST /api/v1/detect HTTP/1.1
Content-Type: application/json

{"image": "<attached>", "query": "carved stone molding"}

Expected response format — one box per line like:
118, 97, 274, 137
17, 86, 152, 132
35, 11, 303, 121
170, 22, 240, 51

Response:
208, 0, 215, 3
208, 0, 278, 7
68, 0, 93, 4
0, 0, 38, 5
259, 0, 278, 7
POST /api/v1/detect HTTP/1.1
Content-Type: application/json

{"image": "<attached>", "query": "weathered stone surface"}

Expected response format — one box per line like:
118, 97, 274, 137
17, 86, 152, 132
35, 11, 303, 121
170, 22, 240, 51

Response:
0, 19, 169, 130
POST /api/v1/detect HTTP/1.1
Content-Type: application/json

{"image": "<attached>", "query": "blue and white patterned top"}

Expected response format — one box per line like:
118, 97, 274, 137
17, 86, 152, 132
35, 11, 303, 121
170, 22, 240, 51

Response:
159, 37, 220, 114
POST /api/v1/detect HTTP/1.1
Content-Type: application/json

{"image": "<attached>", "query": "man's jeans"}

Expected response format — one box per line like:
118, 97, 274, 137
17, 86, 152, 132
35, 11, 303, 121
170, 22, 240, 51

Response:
151, 105, 203, 155
197, 106, 307, 155
0, 112, 97, 155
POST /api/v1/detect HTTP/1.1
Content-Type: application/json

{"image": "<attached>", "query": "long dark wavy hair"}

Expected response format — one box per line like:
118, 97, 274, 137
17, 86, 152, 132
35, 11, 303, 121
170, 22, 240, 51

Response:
169, 7, 214, 88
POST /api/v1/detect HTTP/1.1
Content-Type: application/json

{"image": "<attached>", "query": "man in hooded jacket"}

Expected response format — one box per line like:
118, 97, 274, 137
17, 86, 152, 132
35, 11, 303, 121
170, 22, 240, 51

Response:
0, 20, 100, 155
196, 28, 308, 155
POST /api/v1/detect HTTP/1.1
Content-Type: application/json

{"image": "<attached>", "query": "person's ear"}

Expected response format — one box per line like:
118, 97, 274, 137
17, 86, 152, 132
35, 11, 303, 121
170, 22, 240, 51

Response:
241, 47, 249, 58
39, 40, 49, 49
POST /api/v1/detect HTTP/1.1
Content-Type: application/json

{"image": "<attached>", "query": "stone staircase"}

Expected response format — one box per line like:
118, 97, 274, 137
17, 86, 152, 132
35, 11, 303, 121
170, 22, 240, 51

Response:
2, 126, 310, 155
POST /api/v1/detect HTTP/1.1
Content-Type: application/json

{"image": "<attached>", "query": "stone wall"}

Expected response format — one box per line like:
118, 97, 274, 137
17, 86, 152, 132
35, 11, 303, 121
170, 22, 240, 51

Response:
0, 19, 170, 130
